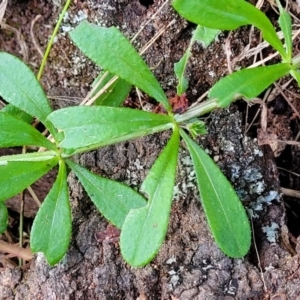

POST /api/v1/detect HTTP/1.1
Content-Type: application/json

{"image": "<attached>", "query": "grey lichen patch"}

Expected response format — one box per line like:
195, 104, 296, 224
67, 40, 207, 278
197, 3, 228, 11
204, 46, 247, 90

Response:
173, 148, 198, 201
262, 222, 280, 243
125, 159, 143, 187
203, 107, 281, 215
249, 190, 281, 218
84, 0, 119, 28
167, 267, 183, 287
61, 10, 88, 33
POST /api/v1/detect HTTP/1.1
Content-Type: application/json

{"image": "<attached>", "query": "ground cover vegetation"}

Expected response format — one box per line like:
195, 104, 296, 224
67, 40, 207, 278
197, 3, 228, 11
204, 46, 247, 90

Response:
0, 0, 299, 267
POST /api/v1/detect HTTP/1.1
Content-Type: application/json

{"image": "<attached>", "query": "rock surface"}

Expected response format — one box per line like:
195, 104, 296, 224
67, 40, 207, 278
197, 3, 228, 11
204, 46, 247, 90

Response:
1, 0, 300, 299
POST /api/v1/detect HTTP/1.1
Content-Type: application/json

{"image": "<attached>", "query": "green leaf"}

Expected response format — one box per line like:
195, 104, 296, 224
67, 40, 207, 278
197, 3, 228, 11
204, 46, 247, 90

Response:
120, 128, 180, 267
193, 26, 220, 48
180, 130, 251, 257
92, 71, 132, 107
174, 25, 219, 96
186, 119, 207, 138
0, 52, 56, 135
66, 159, 146, 229
172, 0, 286, 58
174, 50, 191, 95
31, 160, 71, 265
290, 69, 300, 86
47, 106, 174, 156
0, 154, 58, 202
0, 202, 8, 234
70, 21, 171, 111
1, 104, 33, 124
276, 0, 292, 60
209, 63, 291, 108
0, 112, 56, 150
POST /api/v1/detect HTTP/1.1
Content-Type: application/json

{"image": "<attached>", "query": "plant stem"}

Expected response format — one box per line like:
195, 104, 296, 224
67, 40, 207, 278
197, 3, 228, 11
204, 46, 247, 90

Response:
174, 98, 218, 123
19, 191, 24, 266
292, 53, 300, 69
37, 0, 72, 80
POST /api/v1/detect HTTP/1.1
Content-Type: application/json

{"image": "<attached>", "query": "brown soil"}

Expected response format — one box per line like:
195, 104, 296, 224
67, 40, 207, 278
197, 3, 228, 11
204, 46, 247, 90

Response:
1, 0, 300, 299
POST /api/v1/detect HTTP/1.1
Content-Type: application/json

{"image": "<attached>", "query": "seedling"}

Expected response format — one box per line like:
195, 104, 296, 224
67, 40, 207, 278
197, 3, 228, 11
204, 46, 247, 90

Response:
0, 0, 299, 267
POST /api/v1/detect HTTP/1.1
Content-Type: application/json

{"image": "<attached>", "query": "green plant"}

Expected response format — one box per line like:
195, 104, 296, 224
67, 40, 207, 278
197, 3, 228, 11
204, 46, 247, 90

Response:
0, 0, 298, 267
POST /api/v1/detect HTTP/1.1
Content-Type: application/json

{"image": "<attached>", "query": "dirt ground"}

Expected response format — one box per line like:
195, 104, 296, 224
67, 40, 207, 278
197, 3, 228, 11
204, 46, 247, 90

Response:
1, 0, 300, 299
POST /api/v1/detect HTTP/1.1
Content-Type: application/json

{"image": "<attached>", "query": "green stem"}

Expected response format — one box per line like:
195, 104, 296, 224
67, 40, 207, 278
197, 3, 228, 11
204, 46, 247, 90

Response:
37, 0, 73, 80
292, 53, 300, 69
174, 98, 218, 123
19, 191, 24, 266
